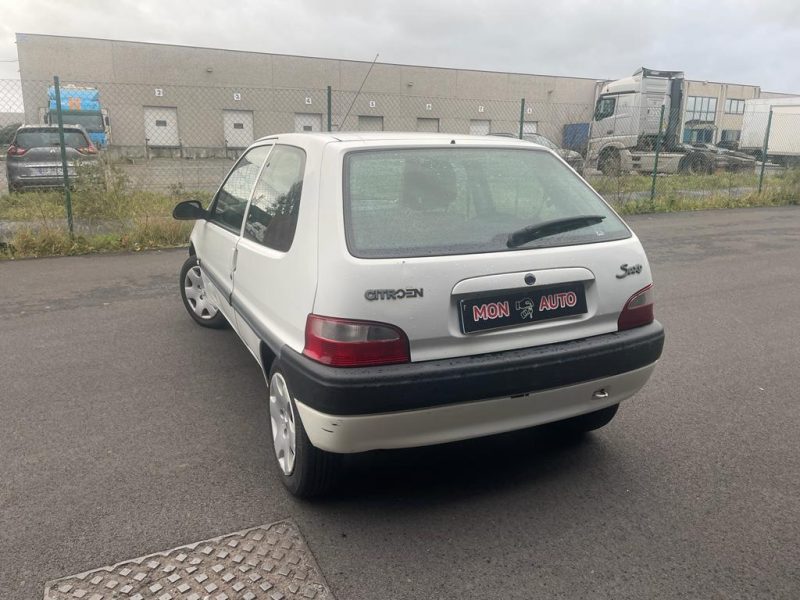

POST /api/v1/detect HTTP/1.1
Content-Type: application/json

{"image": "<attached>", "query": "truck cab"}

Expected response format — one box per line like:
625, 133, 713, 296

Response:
587, 68, 686, 174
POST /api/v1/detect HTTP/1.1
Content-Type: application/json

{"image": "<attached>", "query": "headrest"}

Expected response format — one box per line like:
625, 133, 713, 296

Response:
401, 158, 457, 211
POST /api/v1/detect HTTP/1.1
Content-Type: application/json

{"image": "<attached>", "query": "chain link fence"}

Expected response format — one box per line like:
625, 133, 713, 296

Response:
0, 76, 798, 253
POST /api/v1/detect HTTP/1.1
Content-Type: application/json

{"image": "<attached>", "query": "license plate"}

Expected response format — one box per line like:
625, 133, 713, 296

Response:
32, 167, 62, 176
459, 282, 587, 334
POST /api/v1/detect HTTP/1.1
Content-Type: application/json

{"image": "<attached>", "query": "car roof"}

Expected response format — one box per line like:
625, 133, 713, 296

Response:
15, 123, 90, 133
254, 131, 541, 148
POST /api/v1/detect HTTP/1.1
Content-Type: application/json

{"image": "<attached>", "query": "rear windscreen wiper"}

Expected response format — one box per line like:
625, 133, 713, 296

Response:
507, 215, 606, 248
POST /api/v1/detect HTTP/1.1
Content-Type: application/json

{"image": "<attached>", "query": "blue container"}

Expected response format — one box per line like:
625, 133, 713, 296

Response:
47, 86, 101, 112
563, 123, 590, 153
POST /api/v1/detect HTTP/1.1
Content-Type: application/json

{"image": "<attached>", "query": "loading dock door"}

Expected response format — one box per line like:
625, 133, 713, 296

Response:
358, 116, 384, 131
294, 113, 323, 132
224, 110, 254, 148
416, 118, 440, 132
469, 119, 491, 135
144, 106, 179, 146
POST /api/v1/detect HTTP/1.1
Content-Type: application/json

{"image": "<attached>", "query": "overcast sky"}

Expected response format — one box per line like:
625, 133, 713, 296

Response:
1, 0, 799, 92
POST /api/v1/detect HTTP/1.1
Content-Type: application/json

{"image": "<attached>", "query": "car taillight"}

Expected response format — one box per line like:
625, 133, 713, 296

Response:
303, 314, 410, 367
7, 145, 27, 156
618, 284, 655, 331
77, 145, 98, 155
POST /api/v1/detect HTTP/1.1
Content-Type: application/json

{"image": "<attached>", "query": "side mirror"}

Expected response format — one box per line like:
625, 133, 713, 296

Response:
172, 199, 208, 220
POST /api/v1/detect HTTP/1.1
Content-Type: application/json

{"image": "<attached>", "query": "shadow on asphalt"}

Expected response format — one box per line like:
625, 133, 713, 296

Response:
319, 423, 609, 506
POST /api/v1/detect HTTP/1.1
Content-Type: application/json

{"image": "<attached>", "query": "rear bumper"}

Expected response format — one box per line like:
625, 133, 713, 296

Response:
6, 169, 77, 189
277, 321, 664, 417
7, 176, 68, 189
295, 363, 656, 453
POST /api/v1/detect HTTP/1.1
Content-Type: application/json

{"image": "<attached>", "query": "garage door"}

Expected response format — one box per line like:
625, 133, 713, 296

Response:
416, 118, 440, 132
223, 110, 254, 148
295, 113, 323, 132
358, 116, 384, 131
469, 119, 490, 135
144, 106, 179, 147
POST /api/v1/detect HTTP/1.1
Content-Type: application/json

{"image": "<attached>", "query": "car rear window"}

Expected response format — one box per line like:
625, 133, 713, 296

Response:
14, 129, 89, 149
344, 147, 630, 258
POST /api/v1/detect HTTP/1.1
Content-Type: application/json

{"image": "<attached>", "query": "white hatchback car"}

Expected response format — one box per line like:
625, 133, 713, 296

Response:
173, 133, 664, 497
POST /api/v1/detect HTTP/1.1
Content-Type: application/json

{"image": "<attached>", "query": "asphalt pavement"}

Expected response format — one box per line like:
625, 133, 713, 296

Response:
1, 207, 799, 599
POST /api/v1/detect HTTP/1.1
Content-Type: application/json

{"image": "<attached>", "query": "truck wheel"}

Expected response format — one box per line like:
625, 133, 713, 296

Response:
559, 404, 619, 433
598, 149, 621, 176
268, 368, 341, 498
679, 153, 712, 175
179, 256, 228, 328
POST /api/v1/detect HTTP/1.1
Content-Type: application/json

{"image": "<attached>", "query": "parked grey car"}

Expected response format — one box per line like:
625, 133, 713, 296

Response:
521, 133, 585, 173
490, 132, 585, 173
5, 124, 98, 192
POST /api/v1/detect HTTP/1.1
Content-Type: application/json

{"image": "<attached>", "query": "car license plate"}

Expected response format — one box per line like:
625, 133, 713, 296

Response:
32, 167, 62, 176
459, 282, 587, 334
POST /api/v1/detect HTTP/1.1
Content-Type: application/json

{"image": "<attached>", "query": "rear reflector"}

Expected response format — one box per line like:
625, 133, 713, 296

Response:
618, 284, 655, 331
77, 145, 98, 155
303, 314, 410, 367
6, 145, 27, 156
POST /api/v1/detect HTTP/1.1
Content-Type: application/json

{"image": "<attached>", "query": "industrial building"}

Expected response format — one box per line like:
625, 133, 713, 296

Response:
13, 33, 796, 157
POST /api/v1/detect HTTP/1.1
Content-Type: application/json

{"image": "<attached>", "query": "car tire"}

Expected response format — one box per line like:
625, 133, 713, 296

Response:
268, 367, 340, 498
559, 403, 619, 433
179, 255, 228, 329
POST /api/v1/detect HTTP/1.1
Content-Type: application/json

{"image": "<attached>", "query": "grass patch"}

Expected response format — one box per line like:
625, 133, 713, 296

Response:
2, 218, 193, 259
606, 168, 800, 214
1, 159, 208, 259
588, 170, 764, 198
0, 188, 188, 222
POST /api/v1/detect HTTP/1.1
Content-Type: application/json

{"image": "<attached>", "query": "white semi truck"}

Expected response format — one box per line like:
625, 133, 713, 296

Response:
739, 98, 800, 167
587, 67, 754, 175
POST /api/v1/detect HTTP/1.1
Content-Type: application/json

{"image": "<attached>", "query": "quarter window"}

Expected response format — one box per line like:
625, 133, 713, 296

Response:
244, 145, 306, 251
209, 145, 271, 232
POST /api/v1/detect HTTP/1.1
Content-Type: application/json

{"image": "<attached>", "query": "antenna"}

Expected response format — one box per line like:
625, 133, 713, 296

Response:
340, 53, 379, 131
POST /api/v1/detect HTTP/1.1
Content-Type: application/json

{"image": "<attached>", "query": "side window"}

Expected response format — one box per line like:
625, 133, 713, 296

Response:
209, 145, 271, 232
244, 145, 306, 252
594, 96, 616, 121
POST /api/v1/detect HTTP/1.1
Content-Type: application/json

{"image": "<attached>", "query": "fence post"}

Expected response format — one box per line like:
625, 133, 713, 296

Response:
52, 75, 74, 238
649, 103, 666, 204
758, 107, 773, 194
518, 98, 526, 139
327, 86, 332, 132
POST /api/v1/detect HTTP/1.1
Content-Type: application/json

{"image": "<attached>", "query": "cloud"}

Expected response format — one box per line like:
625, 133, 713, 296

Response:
0, 0, 798, 92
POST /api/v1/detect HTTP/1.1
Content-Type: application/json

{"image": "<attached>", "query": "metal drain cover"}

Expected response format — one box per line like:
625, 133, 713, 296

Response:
44, 520, 333, 600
